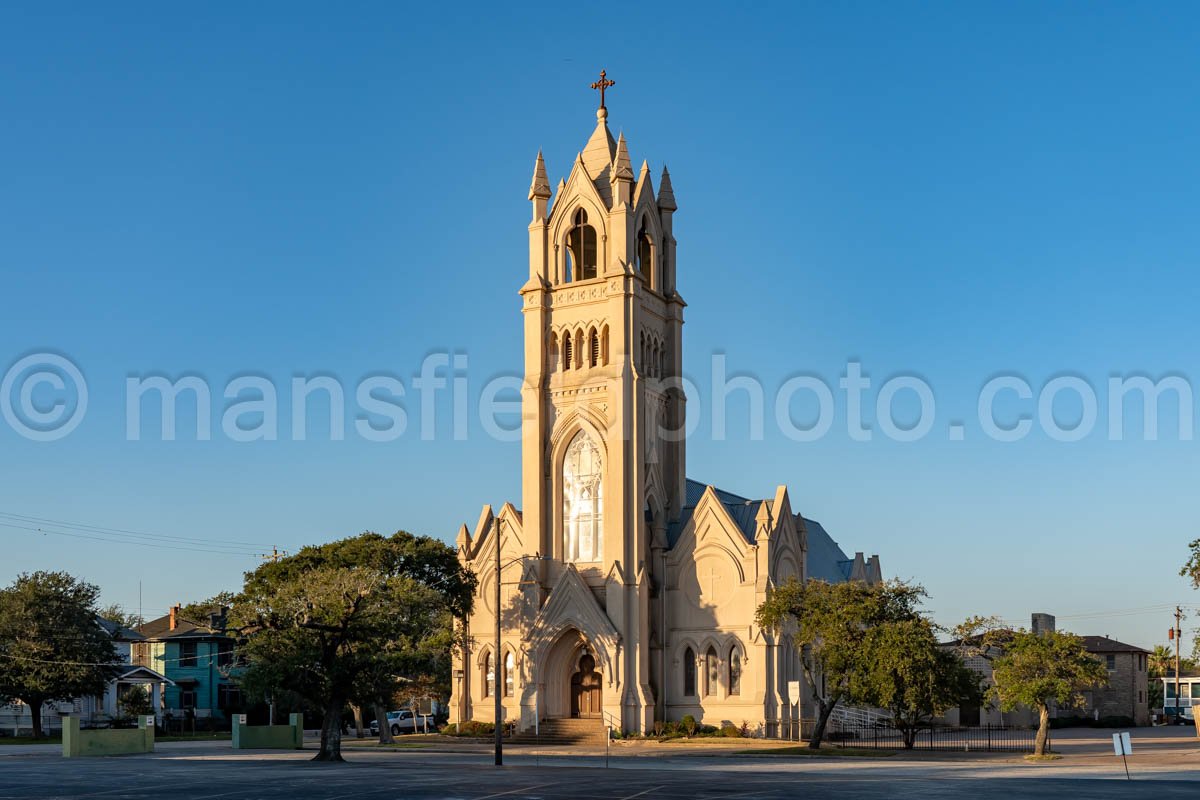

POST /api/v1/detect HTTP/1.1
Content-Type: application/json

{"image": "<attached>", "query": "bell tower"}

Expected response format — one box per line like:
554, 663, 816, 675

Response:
518, 73, 685, 731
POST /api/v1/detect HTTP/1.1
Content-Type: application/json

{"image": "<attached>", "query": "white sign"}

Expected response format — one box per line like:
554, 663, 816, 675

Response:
1112, 731, 1132, 755
787, 680, 801, 702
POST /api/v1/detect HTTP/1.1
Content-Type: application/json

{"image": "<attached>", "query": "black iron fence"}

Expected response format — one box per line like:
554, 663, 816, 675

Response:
784, 719, 1044, 752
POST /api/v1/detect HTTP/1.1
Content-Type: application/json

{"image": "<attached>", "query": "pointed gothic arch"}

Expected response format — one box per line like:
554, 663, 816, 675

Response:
637, 217, 657, 290
565, 208, 598, 282
562, 429, 603, 563
683, 645, 697, 697
728, 641, 744, 696
588, 326, 600, 368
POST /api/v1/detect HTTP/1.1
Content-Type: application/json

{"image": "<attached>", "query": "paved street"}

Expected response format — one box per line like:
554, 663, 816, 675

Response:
1, 729, 1198, 800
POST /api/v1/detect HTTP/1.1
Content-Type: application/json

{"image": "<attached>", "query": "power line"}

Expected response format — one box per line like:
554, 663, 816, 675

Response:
1, 522, 261, 557
0, 510, 274, 548
0, 649, 242, 667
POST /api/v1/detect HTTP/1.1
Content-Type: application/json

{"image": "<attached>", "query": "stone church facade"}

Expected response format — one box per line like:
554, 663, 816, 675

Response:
449, 88, 881, 737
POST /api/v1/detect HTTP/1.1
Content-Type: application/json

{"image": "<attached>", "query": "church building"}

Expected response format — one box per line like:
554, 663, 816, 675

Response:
449, 76, 882, 737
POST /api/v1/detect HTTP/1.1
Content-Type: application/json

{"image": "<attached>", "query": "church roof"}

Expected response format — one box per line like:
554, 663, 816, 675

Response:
669, 479, 858, 583
672, 478, 761, 544
803, 517, 855, 583
580, 111, 618, 207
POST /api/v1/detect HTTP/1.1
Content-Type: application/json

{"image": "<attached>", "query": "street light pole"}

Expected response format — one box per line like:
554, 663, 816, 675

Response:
495, 516, 503, 767
1175, 606, 1183, 725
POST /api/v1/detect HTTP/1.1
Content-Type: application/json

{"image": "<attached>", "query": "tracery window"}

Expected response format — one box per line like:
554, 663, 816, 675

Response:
683, 647, 697, 697
483, 652, 494, 698
563, 431, 603, 562
566, 209, 598, 281
705, 647, 719, 697
729, 647, 742, 695
504, 651, 515, 697
637, 221, 654, 287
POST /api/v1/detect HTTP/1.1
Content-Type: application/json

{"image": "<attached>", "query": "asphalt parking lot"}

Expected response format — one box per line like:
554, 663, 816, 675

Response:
2, 740, 1199, 800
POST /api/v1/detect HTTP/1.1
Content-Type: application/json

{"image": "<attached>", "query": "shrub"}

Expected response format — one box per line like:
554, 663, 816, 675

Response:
1049, 715, 1135, 730
653, 719, 665, 737
720, 724, 742, 738
1097, 715, 1135, 728
681, 715, 697, 737
442, 720, 495, 737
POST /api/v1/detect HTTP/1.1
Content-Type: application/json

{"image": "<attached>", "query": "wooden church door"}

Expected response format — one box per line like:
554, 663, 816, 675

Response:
570, 654, 602, 718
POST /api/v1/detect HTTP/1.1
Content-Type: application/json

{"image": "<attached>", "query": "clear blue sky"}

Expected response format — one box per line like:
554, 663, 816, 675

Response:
2, 3, 1197, 649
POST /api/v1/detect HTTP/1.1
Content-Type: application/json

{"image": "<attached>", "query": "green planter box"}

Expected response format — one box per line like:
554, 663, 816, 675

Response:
63, 715, 154, 757
232, 713, 304, 749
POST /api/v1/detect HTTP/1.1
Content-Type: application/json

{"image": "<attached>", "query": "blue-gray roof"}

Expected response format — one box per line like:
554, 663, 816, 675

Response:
667, 479, 760, 547
667, 479, 855, 582
803, 517, 854, 582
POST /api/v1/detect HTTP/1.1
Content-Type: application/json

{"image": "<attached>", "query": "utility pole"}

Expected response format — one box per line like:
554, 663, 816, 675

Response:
494, 516, 503, 767
258, 546, 288, 563
1175, 606, 1183, 724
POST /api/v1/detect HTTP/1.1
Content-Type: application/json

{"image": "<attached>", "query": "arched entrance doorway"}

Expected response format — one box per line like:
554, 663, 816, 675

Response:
570, 654, 602, 718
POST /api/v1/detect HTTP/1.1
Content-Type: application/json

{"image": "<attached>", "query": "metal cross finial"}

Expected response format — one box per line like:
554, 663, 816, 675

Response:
590, 69, 616, 110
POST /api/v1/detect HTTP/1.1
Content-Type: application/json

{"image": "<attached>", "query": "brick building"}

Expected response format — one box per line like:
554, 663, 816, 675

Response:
942, 613, 1150, 727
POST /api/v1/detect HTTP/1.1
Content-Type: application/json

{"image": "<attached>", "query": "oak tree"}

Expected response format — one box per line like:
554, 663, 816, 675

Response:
231, 531, 474, 761
755, 578, 926, 748
0, 572, 118, 738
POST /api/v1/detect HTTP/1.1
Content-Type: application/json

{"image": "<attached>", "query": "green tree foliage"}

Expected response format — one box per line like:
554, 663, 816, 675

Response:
98, 603, 144, 630
860, 617, 982, 748
230, 531, 475, 762
180, 592, 237, 622
987, 628, 1108, 756
0, 572, 118, 738
1149, 643, 1196, 716
117, 685, 152, 720
1181, 539, 1200, 588
755, 578, 926, 748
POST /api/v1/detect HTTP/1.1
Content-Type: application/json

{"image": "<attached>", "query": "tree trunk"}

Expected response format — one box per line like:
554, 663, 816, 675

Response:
350, 704, 364, 738
1033, 704, 1050, 756
903, 726, 917, 749
27, 697, 44, 739
313, 697, 345, 762
375, 704, 394, 745
807, 698, 837, 749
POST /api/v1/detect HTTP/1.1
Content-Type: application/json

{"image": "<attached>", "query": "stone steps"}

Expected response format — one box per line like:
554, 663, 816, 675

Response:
507, 718, 608, 746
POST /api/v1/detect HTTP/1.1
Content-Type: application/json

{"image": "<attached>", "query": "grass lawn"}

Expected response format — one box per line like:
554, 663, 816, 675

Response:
344, 740, 432, 749
737, 745, 898, 758
157, 733, 232, 742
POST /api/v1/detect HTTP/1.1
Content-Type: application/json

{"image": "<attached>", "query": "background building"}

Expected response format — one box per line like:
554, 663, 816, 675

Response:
134, 605, 242, 729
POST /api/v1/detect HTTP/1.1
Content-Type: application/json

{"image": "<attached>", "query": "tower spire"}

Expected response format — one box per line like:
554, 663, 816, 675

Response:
658, 166, 677, 211
612, 133, 634, 182
528, 150, 552, 201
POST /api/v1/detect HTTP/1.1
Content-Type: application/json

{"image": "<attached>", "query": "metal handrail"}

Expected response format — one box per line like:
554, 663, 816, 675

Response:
601, 710, 620, 767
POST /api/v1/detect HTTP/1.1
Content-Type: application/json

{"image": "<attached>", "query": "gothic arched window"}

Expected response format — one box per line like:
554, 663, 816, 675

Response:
566, 209, 598, 281
563, 430, 603, 563
637, 221, 655, 287
563, 334, 573, 371
483, 652, 494, 698
705, 647, 719, 697
504, 651, 515, 697
589, 328, 600, 368
683, 647, 696, 697
728, 647, 742, 696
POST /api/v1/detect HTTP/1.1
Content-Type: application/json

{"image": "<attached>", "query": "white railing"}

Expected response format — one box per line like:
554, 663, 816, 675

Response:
830, 704, 890, 729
